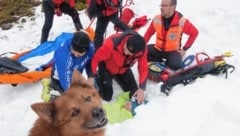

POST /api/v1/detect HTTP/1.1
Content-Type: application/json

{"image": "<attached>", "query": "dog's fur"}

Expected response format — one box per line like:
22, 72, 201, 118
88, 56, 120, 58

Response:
29, 70, 107, 136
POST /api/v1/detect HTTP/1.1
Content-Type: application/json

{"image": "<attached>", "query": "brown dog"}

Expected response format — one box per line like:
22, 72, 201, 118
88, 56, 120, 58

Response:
29, 70, 108, 136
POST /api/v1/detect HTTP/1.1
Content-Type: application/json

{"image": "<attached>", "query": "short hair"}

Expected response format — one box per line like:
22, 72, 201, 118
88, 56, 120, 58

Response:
171, 0, 177, 5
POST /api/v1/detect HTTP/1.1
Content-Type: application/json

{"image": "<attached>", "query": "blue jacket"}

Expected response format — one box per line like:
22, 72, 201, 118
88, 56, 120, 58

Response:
52, 38, 95, 91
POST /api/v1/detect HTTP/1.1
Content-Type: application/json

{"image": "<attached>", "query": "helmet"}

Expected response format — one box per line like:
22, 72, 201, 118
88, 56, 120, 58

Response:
148, 61, 166, 82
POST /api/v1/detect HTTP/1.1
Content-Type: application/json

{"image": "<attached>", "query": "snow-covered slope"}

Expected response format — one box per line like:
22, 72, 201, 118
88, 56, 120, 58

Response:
0, 0, 240, 135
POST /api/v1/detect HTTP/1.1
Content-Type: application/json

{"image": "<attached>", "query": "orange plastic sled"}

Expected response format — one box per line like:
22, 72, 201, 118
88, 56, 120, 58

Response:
0, 67, 51, 84
0, 51, 52, 85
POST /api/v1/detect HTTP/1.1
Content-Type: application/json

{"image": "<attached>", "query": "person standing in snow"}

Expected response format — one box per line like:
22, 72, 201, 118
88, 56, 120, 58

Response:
41, 31, 94, 102
40, 0, 83, 43
144, 0, 198, 71
91, 30, 148, 104
86, 0, 130, 50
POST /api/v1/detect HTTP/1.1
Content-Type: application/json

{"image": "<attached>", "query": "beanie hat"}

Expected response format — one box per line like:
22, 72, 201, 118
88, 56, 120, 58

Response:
71, 32, 90, 53
126, 34, 146, 54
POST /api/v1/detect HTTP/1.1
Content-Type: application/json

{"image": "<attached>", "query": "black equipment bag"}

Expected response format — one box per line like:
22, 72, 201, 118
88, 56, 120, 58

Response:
148, 52, 235, 95
0, 57, 28, 74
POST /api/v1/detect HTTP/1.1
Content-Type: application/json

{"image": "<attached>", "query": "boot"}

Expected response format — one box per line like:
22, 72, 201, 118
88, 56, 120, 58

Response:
41, 78, 51, 102
41, 78, 62, 102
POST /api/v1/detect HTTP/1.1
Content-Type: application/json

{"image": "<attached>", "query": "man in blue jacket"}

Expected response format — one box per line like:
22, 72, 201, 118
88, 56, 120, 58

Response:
42, 31, 95, 102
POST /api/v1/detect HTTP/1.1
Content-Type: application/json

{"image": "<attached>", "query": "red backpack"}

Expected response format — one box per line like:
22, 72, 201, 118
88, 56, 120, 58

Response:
102, 0, 122, 9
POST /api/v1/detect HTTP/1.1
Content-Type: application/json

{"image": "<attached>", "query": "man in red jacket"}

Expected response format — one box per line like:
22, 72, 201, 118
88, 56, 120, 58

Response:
91, 30, 148, 104
40, 0, 83, 43
144, 0, 198, 70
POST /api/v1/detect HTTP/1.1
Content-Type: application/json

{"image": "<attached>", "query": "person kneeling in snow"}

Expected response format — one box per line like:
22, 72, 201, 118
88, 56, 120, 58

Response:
91, 30, 148, 104
41, 31, 95, 102
144, 0, 198, 71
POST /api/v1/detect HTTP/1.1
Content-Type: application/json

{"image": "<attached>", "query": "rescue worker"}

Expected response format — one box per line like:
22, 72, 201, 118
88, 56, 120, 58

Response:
144, 0, 198, 70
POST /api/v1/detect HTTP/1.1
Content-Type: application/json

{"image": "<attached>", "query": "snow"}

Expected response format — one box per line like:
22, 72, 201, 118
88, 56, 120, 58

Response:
1, 0, 240, 135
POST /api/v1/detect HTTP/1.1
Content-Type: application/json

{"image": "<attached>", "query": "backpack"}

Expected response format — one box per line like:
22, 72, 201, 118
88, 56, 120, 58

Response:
148, 52, 235, 95
102, 0, 122, 9
0, 57, 28, 74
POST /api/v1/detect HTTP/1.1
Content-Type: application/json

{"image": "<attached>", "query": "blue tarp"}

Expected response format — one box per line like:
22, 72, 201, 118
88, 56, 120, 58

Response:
18, 32, 73, 62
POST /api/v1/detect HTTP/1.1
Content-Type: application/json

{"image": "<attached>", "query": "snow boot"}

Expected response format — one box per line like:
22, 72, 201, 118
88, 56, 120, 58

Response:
41, 78, 60, 102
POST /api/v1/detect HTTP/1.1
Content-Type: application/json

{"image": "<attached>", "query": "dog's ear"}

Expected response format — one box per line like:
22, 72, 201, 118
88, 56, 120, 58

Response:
71, 69, 88, 86
31, 102, 54, 123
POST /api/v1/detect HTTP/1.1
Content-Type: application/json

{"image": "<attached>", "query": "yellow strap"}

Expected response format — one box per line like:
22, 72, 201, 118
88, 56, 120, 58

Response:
223, 52, 233, 57
214, 60, 226, 67
148, 62, 163, 72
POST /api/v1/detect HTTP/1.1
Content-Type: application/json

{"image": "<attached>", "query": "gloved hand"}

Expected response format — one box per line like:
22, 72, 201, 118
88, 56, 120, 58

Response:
131, 15, 148, 29
54, 8, 62, 16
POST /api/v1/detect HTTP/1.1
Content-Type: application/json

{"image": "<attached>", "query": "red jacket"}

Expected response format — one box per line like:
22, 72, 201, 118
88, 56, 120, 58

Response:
87, 0, 118, 17
91, 33, 148, 90
52, 0, 75, 8
144, 11, 198, 51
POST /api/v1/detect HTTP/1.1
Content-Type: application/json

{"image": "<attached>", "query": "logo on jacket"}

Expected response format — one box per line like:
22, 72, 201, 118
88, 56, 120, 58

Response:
80, 56, 89, 66
169, 32, 176, 40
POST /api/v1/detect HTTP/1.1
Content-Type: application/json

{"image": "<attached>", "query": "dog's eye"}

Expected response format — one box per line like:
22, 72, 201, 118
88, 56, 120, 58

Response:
84, 96, 91, 102
71, 109, 80, 117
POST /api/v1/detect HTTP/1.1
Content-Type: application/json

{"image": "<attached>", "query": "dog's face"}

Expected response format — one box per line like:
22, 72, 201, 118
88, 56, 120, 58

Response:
31, 70, 107, 136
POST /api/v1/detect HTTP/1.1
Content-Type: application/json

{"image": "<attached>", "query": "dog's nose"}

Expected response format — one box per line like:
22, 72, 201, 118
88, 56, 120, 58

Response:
92, 107, 105, 119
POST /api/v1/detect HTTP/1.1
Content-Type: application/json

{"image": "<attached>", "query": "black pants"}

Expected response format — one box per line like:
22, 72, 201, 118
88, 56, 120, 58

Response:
148, 44, 183, 70
97, 62, 138, 101
49, 69, 64, 93
49, 77, 64, 94
94, 13, 130, 50
40, 1, 83, 43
